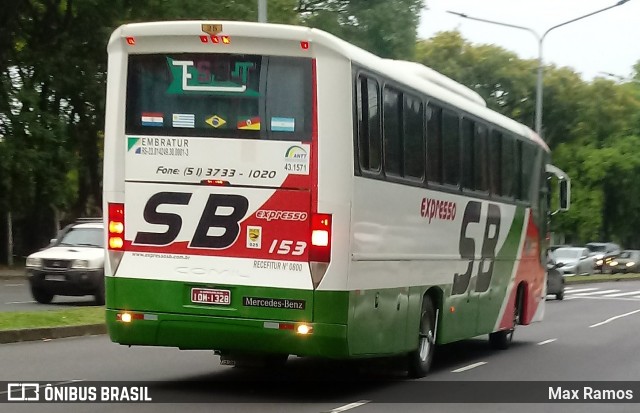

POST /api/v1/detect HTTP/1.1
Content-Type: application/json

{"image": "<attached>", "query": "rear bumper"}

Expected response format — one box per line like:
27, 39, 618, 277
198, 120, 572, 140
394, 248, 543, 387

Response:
106, 309, 349, 358
28, 269, 104, 295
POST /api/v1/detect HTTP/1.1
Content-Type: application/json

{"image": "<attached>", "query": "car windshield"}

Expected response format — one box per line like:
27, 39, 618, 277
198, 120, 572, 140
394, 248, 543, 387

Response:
586, 244, 606, 252
554, 249, 581, 259
619, 251, 635, 259
58, 228, 103, 248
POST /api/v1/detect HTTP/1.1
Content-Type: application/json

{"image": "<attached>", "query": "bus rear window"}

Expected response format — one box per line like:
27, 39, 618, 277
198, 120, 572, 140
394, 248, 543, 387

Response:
125, 53, 312, 141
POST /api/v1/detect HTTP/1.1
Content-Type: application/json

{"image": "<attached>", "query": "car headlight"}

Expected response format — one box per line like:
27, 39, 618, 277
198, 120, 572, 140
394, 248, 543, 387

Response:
71, 259, 89, 269
26, 257, 43, 268
609, 261, 618, 266
596, 260, 603, 265
626, 262, 635, 267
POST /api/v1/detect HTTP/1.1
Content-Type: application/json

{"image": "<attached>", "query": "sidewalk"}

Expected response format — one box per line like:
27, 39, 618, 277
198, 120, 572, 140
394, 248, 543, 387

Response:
0, 266, 106, 344
0, 267, 26, 280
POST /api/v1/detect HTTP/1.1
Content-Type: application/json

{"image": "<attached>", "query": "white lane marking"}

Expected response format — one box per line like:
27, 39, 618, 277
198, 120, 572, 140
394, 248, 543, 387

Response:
589, 309, 640, 328
564, 287, 598, 293
325, 400, 370, 413
604, 290, 640, 297
537, 338, 557, 345
568, 296, 640, 302
4, 283, 25, 287
0, 380, 85, 395
5, 300, 37, 304
452, 361, 487, 373
572, 289, 620, 296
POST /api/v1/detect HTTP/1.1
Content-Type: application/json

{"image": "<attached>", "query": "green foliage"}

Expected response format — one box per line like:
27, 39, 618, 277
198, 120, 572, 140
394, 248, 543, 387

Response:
299, 0, 424, 58
415, 31, 538, 127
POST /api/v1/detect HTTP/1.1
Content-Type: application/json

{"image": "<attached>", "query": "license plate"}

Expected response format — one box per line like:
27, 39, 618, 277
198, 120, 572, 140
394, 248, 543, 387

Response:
45, 275, 66, 281
191, 288, 231, 305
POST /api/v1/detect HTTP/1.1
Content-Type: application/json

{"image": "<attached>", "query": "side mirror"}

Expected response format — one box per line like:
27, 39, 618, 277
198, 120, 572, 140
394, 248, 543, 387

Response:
546, 164, 571, 215
559, 179, 570, 211
50, 238, 57, 244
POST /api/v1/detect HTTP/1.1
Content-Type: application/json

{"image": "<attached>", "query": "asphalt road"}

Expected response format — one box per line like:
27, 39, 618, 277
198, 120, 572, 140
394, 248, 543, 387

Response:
2, 280, 640, 412
0, 278, 98, 311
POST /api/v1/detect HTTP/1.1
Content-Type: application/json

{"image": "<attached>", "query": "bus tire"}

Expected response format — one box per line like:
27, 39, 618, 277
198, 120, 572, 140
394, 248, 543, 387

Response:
489, 288, 522, 350
407, 297, 436, 378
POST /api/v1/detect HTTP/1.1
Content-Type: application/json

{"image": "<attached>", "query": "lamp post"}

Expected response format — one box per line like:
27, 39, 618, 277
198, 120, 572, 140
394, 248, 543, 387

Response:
447, 0, 631, 139
258, 0, 267, 23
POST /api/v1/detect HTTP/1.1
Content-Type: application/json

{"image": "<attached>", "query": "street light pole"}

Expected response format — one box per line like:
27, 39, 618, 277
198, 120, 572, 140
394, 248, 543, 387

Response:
446, 0, 631, 139
258, 0, 267, 23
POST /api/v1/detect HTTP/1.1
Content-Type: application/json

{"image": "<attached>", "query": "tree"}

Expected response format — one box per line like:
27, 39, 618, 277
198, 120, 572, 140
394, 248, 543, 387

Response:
299, 0, 424, 59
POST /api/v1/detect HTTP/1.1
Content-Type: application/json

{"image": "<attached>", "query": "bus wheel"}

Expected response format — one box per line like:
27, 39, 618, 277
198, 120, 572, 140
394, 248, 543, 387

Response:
489, 293, 521, 350
407, 298, 436, 378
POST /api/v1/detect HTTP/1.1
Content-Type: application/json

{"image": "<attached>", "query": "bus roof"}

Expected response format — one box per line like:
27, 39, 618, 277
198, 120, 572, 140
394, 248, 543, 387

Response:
111, 20, 549, 152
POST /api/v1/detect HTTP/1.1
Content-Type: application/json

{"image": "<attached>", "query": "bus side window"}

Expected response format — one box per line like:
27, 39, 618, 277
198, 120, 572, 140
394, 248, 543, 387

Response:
383, 87, 402, 176
489, 130, 502, 196
461, 118, 474, 190
426, 104, 442, 184
403, 94, 425, 180
474, 124, 489, 192
501, 135, 515, 198
521, 141, 535, 202
356, 76, 381, 172
442, 109, 460, 187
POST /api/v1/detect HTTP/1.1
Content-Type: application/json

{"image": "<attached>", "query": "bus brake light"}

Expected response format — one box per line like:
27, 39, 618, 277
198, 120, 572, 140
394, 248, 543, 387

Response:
201, 179, 230, 186
310, 213, 332, 262
108, 203, 125, 251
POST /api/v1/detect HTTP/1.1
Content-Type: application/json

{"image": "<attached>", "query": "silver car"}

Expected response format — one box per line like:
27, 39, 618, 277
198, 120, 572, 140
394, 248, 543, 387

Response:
552, 247, 595, 276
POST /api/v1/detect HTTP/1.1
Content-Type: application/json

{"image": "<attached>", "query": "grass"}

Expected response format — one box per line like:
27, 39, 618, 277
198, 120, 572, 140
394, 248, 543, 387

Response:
565, 272, 640, 284
0, 307, 105, 331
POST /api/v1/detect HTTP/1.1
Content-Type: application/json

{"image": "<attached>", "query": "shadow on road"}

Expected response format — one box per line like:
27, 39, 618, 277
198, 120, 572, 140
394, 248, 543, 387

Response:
132, 337, 534, 403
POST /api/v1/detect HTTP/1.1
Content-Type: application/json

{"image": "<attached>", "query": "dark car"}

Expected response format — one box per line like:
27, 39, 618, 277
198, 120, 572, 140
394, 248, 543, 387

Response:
606, 250, 640, 274
585, 242, 621, 273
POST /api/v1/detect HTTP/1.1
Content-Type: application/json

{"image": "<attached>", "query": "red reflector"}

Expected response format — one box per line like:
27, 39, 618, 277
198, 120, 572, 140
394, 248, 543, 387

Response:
126, 37, 135, 45
300, 41, 309, 50
200, 35, 209, 43
279, 323, 295, 330
116, 312, 143, 321
201, 179, 229, 186
211, 35, 220, 43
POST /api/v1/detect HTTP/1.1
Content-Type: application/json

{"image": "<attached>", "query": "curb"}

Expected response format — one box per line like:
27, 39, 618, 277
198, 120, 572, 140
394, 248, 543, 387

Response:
0, 274, 26, 281
0, 324, 107, 344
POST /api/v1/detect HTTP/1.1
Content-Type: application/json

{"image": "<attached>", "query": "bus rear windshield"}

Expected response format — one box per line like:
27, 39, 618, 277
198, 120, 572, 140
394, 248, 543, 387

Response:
126, 53, 312, 141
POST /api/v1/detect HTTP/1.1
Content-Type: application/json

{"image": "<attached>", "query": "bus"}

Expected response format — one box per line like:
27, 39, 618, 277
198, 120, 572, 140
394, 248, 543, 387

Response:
102, 20, 570, 377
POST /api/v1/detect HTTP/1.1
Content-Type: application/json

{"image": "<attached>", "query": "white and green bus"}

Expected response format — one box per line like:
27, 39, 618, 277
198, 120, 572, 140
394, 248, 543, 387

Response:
103, 20, 569, 377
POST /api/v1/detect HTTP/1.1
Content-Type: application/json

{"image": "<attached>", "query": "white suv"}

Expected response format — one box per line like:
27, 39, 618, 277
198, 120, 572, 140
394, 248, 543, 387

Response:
25, 219, 105, 305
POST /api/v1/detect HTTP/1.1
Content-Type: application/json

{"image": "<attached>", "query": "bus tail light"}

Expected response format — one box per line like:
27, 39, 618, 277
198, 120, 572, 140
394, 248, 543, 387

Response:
310, 213, 331, 288
108, 203, 125, 251
310, 213, 331, 261
107, 202, 125, 276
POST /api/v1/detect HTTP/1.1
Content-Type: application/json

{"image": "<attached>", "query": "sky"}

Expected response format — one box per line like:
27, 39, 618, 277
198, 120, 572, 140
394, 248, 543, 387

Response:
418, 0, 640, 81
